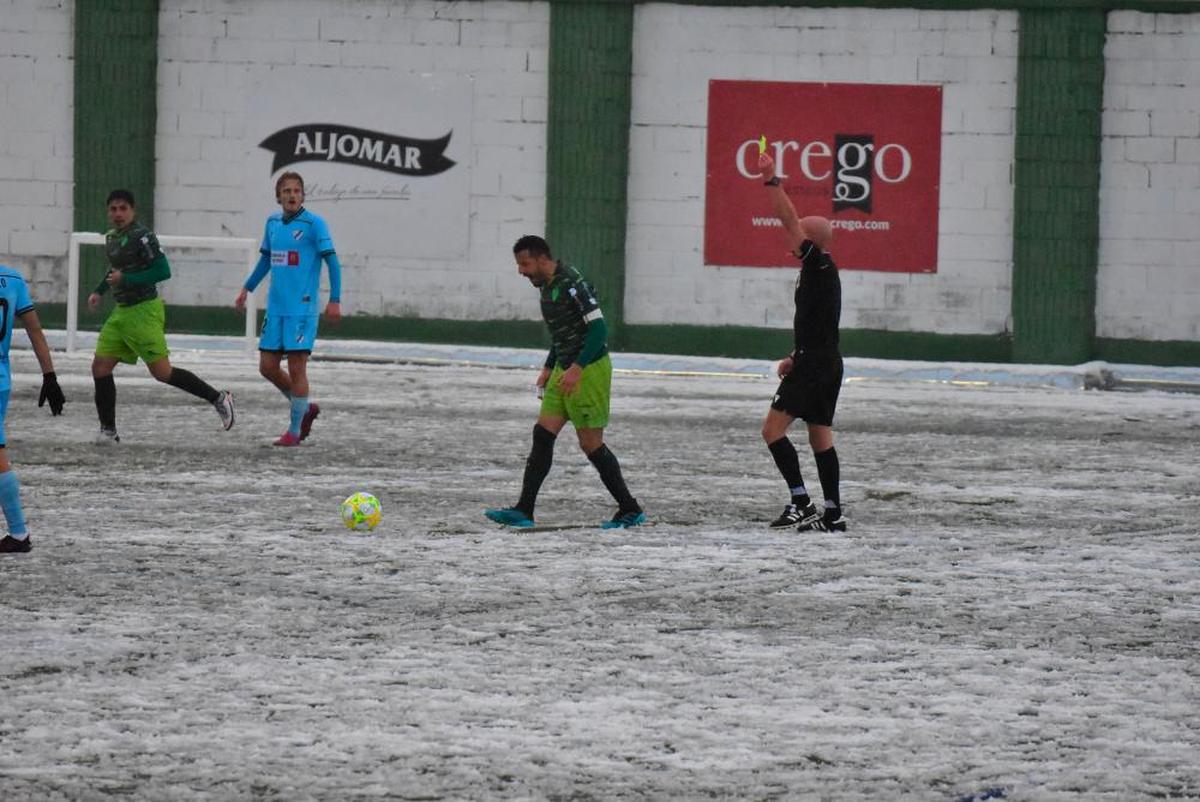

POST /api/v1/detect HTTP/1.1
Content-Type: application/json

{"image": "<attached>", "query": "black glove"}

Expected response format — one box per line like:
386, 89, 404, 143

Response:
38, 371, 65, 416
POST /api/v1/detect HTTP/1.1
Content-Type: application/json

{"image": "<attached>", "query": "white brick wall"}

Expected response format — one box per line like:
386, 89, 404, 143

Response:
156, 0, 548, 319
1098, 11, 1200, 343
626, 5, 1018, 335
0, 0, 73, 301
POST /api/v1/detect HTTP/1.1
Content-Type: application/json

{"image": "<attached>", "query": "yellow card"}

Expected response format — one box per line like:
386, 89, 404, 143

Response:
757, 135, 767, 155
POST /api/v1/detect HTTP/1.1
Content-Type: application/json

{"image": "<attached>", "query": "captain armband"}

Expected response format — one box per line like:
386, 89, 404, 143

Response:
583, 309, 604, 323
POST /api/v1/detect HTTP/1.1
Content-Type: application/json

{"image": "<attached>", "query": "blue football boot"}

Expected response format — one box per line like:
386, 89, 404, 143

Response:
601, 509, 647, 529
485, 507, 535, 528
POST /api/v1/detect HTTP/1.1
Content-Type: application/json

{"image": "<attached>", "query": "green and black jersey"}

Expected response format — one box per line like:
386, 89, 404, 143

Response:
96, 222, 170, 306
540, 261, 607, 369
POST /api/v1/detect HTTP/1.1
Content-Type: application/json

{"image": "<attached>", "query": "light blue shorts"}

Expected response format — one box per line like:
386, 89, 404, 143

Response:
259, 313, 319, 353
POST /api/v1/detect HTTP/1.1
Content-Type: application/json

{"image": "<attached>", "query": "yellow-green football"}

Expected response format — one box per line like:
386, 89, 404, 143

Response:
340, 492, 382, 531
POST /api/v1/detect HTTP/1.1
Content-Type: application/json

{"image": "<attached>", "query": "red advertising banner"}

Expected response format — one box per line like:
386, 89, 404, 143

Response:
704, 80, 942, 272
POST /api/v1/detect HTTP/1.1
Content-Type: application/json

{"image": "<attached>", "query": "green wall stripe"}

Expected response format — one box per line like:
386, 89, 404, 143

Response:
39, 300, 1199, 366
659, 1, 1199, 11
73, 0, 159, 324
1093, 338, 1200, 368
36, 304, 1027, 365
546, 1, 634, 344
1011, 8, 1106, 364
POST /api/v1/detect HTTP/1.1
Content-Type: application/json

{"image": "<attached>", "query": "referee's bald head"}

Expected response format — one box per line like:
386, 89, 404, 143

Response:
799, 216, 833, 251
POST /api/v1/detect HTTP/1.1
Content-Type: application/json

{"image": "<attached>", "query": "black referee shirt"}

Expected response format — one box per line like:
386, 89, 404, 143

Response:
792, 239, 841, 356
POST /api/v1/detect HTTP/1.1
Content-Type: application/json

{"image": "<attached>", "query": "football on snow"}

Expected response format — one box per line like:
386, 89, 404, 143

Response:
341, 492, 382, 531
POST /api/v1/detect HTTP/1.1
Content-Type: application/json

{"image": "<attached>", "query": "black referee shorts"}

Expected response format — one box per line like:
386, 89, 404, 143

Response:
770, 354, 844, 426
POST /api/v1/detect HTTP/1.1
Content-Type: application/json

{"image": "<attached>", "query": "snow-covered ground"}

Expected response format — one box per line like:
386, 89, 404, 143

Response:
1, 345, 1197, 800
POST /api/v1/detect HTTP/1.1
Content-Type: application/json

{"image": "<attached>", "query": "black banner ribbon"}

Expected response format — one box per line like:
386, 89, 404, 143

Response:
259, 124, 456, 177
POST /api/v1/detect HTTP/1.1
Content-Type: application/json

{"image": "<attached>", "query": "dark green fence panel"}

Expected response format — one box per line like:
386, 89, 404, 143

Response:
546, 1, 635, 345
73, 0, 159, 329
1011, 8, 1106, 364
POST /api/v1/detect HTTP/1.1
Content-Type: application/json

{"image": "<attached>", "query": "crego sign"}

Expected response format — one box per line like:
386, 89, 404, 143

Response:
705, 80, 941, 272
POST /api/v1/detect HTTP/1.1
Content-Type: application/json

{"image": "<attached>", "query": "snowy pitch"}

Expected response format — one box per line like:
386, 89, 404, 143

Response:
1, 348, 1197, 800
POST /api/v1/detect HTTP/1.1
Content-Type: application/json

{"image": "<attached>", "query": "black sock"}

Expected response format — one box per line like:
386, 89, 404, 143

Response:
94, 375, 117, 430
767, 437, 807, 498
166, 368, 220, 403
587, 444, 640, 513
815, 446, 840, 509
516, 424, 556, 516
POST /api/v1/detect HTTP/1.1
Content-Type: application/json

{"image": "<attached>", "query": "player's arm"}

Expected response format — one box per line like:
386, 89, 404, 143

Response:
115, 230, 168, 287
575, 318, 607, 367
322, 250, 342, 323
759, 152, 805, 252
18, 308, 65, 416
235, 250, 271, 312
118, 252, 171, 286
537, 345, 557, 391
314, 216, 342, 323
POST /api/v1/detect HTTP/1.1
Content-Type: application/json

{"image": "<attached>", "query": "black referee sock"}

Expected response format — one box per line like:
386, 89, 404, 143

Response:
166, 368, 220, 404
587, 444, 640, 513
516, 424, 557, 516
94, 375, 116, 431
815, 446, 840, 509
767, 437, 805, 492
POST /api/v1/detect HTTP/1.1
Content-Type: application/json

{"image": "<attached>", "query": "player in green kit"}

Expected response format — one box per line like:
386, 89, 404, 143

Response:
88, 190, 235, 442
485, 235, 645, 529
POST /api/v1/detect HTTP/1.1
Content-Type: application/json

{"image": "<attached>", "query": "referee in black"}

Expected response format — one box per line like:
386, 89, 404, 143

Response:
758, 151, 847, 533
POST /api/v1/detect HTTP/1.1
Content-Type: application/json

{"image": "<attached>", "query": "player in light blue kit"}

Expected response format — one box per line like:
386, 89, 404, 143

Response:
0, 264, 66, 554
235, 171, 342, 446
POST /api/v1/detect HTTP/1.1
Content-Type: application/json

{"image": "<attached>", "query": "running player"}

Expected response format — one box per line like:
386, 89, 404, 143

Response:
758, 152, 847, 532
0, 263, 66, 553
87, 190, 235, 443
485, 235, 645, 529
235, 172, 341, 446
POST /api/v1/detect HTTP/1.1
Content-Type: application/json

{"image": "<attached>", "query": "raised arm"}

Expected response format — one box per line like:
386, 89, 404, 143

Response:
759, 152, 804, 253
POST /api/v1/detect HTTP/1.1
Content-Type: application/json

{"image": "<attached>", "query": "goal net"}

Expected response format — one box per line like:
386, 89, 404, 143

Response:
66, 232, 261, 353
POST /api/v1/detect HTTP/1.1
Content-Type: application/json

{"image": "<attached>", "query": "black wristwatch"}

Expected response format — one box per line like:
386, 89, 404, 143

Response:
764, 177, 781, 187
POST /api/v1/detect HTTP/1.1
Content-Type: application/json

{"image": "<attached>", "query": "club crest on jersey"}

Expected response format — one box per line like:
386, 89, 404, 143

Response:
292, 230, 304, 240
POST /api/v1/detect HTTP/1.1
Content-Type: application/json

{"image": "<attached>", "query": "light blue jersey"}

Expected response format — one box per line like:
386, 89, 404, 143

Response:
0, 266, 35, 394
250, 208, 338, 315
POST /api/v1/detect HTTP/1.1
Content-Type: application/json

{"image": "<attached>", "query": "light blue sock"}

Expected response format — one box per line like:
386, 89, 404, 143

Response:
289, 396, 308, 436
0, 470, 27, 538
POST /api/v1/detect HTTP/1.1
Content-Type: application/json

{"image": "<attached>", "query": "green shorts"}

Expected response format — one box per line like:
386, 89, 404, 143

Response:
95, 297, 170, 365
540, 354, 612, 429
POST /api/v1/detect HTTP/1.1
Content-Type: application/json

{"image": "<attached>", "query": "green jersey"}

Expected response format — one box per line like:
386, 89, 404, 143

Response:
102, 222, 164, 306
540, 261, 606, 369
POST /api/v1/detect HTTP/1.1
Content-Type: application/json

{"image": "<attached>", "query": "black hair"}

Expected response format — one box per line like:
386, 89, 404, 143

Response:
106, 189, 135, 207
513, 235, 551, 258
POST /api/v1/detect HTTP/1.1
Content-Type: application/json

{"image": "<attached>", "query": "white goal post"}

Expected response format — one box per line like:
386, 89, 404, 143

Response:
66, 232, 260, 353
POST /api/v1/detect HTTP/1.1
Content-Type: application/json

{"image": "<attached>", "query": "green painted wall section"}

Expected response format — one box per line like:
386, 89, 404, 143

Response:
546, 1, 634, 345
649, 0, 1198, 11
73, 1, 159, 331
1011, 8, 1106, 364
39, 302, 1198, 366
1093, 338, 1200, 368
